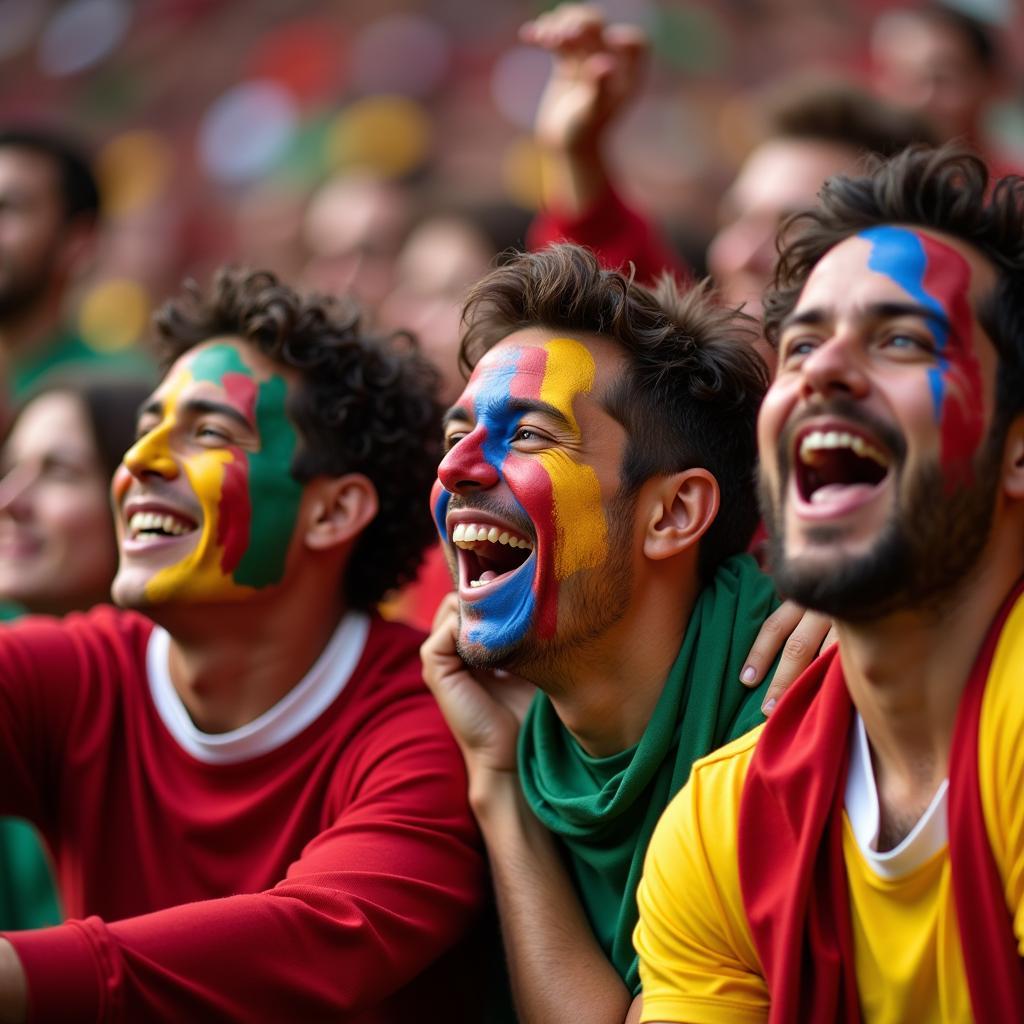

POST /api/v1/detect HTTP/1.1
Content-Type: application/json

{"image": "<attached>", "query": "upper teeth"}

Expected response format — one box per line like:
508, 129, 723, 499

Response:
451, 522, 533, 550
129, 511, 192, 536
799, 430, 888, 467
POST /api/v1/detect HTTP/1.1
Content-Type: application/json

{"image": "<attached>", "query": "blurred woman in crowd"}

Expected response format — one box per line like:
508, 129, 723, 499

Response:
0, 374, 152, 929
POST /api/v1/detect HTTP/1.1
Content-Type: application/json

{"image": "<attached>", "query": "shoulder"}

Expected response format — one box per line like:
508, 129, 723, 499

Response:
0, 604, 153, 665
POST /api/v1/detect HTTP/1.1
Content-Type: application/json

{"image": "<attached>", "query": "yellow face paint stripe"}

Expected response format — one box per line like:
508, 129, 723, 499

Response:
538, 338, 608, 580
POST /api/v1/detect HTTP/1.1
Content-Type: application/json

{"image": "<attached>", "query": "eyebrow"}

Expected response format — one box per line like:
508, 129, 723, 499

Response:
137, 397, 254, 431
781, 301, 953, 335
444, 398, 575, 432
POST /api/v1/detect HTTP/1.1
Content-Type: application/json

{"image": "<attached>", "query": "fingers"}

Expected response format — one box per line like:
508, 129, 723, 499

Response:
520, 4, 605, 54
740, 600, 806, 688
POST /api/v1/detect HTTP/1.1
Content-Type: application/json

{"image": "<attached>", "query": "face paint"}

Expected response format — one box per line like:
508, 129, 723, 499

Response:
115, 341, 303, 605
860, 226, 985, 487
436, 338, 609, 654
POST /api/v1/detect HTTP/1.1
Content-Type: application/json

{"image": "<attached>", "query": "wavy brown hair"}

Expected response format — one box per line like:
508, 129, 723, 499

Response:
153, 266, 443, 609
460, 242, 767, 581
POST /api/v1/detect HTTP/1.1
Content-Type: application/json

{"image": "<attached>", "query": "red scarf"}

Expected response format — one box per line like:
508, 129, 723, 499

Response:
738, 582, 1024, 1022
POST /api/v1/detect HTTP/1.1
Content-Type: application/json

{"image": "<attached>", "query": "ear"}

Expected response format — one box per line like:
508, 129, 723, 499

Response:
642, 468, 720, 561
304, 474, 379, 551
1002, 415, 1024, 501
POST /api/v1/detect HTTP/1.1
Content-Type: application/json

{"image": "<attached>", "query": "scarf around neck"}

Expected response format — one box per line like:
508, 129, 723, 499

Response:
738, 579, 1024, 1022
517, 553, 779, 992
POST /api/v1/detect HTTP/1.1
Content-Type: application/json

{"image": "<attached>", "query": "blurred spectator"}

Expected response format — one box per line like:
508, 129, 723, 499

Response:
526, 5, 936, 325
707, 81, 938, 318
0, 374, 153, 934
300, 171, 411, 312
870, 2, 1010, 167
0, 129, 153, 402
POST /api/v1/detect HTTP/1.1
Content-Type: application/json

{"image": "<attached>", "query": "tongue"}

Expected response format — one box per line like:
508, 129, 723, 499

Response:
810, 482, 878, 505
478, 570, 499, 583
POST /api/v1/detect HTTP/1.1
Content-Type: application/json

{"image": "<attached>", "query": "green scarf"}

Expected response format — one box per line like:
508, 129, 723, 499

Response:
517, 554, 779, 993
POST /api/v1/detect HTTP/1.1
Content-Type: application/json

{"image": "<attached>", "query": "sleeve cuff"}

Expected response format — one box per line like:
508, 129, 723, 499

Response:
5, 920, 106, 1022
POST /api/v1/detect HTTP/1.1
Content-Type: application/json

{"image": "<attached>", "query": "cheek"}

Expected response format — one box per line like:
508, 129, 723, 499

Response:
536, 451, 607, 577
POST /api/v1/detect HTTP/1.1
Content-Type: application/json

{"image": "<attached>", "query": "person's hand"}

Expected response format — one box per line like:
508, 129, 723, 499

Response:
521, 3, 648, 153
739, 601, 837, 714
421, 594, 537, 782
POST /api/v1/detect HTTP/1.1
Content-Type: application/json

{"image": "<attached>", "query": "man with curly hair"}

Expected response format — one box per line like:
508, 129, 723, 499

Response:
0, 268, 486, 1022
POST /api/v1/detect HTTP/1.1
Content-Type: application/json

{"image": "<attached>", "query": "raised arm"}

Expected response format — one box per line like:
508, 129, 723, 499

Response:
422, 595, 633, 1023
522, 4, 687, 284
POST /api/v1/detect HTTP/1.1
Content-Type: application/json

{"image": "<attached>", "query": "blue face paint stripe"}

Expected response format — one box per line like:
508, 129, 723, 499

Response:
860, 225, 950, 421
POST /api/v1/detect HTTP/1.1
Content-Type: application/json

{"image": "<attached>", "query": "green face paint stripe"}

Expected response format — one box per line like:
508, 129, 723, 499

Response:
189, 342, 305, 590
232, 373, 304, 588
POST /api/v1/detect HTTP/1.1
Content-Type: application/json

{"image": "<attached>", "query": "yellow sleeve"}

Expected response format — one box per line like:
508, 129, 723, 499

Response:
979, 596, 1024, 952
634, 729, 769, 1024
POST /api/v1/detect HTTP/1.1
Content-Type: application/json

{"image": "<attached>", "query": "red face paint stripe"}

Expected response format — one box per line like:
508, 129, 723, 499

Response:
221, 372, 259, 425
217, 451, 251, 574
920, 234, 985, 488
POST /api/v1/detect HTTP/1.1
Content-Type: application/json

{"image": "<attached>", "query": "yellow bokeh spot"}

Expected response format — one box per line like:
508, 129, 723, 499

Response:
79, 279, 150, 352
326, 96, 431, 178
500, 137, 544, 210
97, 131, 174, 217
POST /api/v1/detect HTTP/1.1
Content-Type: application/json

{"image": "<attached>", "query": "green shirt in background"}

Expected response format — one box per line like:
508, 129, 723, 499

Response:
518, 553, 781, 994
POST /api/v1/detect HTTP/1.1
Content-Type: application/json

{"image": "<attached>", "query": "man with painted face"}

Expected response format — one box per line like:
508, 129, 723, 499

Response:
423, 241, 806, 1022
635, 147, 1024, 1022
0, 268, 486, 1022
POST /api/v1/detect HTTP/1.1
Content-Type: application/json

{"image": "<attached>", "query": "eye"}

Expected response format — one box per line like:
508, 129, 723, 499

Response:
197, 423, 231, 443
880, 331, 934, 357
443, 429, 468, 452
780, 336, 820, 366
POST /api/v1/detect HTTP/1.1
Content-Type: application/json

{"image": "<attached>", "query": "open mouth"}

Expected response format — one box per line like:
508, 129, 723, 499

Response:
127, 509, 198, 541
795, 427, 891, 506
451, 520, 534, 592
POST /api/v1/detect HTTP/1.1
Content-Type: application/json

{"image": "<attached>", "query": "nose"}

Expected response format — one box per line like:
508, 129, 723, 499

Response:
0, 462, 40, 517
122, 424, 179, 481
437, 426, 500, 493
798, 333, 870, 402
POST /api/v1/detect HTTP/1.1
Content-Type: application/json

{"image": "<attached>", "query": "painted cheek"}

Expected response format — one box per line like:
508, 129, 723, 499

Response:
919, 236, 985, 485
430, 479, 450, 541
216, 449, 251, 574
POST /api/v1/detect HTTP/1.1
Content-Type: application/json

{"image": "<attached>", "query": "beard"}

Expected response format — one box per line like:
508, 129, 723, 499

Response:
760, 426, 1002, 622
0, 253, 56, 320
455, 488, 635, 681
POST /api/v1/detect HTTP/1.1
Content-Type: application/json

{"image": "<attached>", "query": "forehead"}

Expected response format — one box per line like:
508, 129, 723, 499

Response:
8, 391, 93, 456
796, 227, 996, 314
727, 139, 859, 220
159, 338, 291, 398
469, 327, 624, 395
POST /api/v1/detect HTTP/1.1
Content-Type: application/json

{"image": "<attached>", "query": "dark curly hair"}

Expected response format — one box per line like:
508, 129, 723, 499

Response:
460, 243, 767, 581
152, 266, 443, 609
764, 145, 1024, 439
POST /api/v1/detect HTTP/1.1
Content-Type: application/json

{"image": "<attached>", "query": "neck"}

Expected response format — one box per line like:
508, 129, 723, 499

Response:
534, 566, 700, 758
158, 589, 348, 733
839, 532, 1024, 813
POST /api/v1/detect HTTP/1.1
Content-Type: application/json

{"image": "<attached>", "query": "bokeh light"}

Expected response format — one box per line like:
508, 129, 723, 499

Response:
348, 14, 451, 98
198, 79, 298, 184
38, 0, 131, 77
79, 278, 150, 352
501, 137, 544, 209
246, 18, 345, 106
326, 96, 431, 178
490, 45, 551, 130
0, 0, 45, 62
97, 130, 174, 216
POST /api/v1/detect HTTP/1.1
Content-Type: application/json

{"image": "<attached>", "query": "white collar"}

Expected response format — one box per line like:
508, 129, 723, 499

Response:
147, 612, 370, 764
844, 712, 948, 879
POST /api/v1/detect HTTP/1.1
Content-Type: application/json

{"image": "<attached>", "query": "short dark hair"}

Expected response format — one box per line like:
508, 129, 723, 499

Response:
882, 4, 998, 74
762, 80, 939, 158
764, 145, 1024, 436
153, 267, 443, 609
459, 243, 767, 581
0, 128, 101, 223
